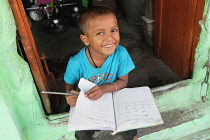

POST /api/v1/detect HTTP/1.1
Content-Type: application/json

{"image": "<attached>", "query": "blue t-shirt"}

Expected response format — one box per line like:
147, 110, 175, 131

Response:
64, 45, 135, 85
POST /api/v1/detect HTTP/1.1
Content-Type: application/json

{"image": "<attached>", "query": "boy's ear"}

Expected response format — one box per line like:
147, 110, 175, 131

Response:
80, 34, 89, 46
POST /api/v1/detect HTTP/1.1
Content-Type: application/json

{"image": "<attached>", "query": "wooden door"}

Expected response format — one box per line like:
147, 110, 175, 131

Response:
154, 0, 205, 79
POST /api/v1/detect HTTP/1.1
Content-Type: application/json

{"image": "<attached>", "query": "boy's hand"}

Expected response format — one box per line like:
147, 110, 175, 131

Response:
85, 85, 105, 100
65, 90, 79, 107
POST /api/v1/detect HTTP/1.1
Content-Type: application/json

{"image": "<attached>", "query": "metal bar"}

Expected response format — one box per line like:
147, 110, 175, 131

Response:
41, 53, 58, 91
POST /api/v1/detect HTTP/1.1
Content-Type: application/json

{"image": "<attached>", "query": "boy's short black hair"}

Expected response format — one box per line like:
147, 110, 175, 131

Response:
78, 6, 116, 34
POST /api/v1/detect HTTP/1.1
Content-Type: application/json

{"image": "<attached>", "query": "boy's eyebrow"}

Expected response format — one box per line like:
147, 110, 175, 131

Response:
94, 29, 105, 33
94, 25, 119, 33
112, 25, 119, 28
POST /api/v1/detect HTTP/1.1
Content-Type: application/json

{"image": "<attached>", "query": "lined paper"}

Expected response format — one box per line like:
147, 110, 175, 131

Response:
68, 79, 164, 134
112, 87, 163, 134
68, 78, 115, 131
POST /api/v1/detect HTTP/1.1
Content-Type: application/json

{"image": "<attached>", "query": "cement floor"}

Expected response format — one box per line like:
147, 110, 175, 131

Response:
31, 10, 181, 139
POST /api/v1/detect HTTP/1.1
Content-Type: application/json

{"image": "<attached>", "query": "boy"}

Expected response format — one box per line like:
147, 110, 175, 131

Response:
64, 6, 137, 140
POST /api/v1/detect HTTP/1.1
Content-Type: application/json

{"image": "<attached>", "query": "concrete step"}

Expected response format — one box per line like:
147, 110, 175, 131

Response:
137, 101, 210, 139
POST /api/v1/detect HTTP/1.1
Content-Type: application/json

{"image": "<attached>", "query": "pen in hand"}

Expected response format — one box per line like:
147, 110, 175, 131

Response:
42, 91, 78, 96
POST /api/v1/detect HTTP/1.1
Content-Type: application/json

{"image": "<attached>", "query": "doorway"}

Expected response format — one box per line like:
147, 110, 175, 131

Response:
29, 0, 182, 113
13, 0, 204, 114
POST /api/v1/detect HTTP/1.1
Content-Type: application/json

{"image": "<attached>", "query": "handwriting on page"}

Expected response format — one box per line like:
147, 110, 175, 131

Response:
73, 91, 115, 127
69, 78, 116, 130
113, 87, 162, 130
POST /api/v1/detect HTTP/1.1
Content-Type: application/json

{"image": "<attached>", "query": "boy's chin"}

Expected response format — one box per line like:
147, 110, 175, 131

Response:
103, 49, 116, 56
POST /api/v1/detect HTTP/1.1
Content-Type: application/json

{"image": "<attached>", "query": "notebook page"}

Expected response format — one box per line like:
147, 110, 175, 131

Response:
68, 78, 116, 131
112, 87, 163, 134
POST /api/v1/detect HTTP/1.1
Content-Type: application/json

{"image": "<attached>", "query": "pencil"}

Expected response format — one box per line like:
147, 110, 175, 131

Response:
42, 91, 78, 96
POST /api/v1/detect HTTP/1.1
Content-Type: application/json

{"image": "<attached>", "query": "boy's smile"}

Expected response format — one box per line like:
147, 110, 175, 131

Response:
80, 13, 120, 61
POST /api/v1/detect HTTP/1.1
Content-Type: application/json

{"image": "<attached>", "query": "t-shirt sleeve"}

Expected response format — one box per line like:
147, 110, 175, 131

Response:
117, 47, 135, 77
64, 57, 80, 85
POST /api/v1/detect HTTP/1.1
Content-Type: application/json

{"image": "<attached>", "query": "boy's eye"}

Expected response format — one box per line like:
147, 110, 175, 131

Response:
96, 32, 104, 35
111, 29, 118, 32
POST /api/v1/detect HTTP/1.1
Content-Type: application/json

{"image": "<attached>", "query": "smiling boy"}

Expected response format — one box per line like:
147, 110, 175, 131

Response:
64, 6, 137, 140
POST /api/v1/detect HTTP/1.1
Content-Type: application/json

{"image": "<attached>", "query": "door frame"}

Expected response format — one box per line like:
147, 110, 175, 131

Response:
9, 0, 52, 114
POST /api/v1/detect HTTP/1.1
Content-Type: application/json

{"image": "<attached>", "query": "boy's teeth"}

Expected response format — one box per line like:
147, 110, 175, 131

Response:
104, 44, 113, 48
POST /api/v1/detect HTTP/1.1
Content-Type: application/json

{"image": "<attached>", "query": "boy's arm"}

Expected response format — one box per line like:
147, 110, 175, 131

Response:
65, 83, 76, 92
65, 83, 79, 107
85, 74, 128, 100
112, 74, 128, 90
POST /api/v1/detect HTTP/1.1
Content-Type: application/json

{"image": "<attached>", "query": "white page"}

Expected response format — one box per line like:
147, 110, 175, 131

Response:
68, 78, 116, 131
112, 87, 164, 134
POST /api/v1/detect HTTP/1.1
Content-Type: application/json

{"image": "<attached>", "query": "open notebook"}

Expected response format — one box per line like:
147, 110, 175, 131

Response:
68, 78, 164, 135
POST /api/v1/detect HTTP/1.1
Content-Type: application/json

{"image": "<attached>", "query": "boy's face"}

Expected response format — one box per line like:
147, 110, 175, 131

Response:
80, 13, 120, 58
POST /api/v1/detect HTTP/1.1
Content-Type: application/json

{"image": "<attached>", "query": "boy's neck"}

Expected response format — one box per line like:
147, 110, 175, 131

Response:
86, 47, 108, 68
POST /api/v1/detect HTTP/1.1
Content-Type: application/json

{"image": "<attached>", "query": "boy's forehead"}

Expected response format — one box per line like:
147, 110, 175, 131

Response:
82, 13, 118, 35
86, 14, 117, 25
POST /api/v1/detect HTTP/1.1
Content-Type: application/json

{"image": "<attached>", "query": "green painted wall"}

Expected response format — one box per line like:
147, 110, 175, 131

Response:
0, 0, 210, 140
0, 0, 75, 140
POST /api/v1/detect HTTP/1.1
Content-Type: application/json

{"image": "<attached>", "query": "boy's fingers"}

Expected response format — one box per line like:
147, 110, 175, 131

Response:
66, 90, 79, 99
85, 90, 94, 96
66, 95, 78, 99
68, 90, 79, 94
86, 91, 97, 99
87, 91, 104, 100
85, 89, 99, 98
65, 95, 78, 107
85, 86, 99, 96
89, 94, 99, 100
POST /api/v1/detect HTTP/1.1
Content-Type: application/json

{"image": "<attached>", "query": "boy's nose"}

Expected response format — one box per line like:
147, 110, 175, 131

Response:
105, 33, 114, 41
